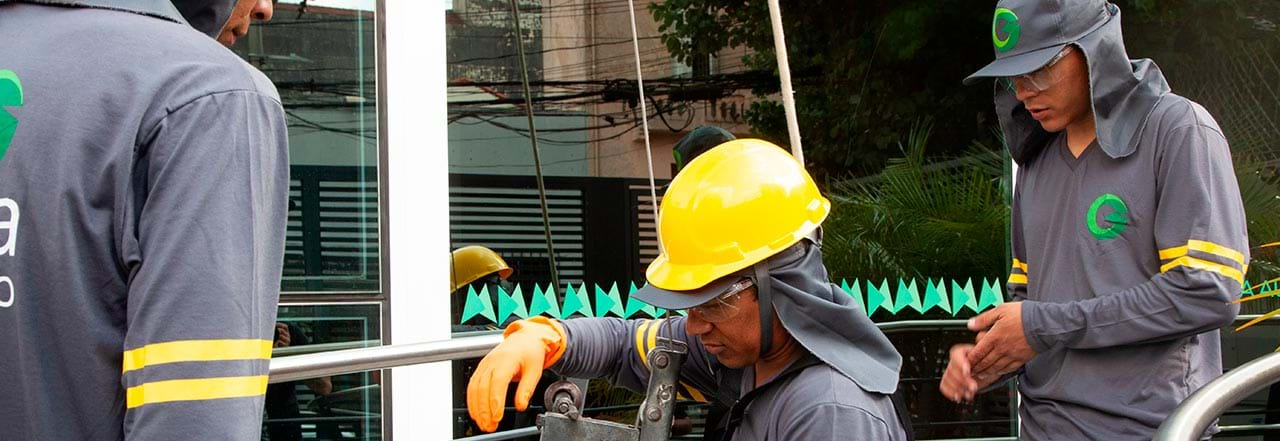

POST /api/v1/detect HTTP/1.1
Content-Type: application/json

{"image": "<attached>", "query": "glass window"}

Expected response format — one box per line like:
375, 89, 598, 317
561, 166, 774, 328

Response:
267, 304, 383, 441
232, 0, 380, 294
444, 0, 1280, 439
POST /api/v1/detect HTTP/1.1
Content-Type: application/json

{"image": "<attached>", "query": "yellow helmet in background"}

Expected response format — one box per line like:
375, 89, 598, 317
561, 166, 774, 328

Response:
634, 139, 829, 308
450, 245, 514, 293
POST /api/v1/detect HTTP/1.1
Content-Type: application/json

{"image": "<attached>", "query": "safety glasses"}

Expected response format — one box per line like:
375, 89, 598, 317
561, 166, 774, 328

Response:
684, 278, 754, 323
1001, 46, 1074, 93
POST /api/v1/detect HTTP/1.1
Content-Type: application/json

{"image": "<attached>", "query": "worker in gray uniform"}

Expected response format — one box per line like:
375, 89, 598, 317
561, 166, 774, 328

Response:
0, 1, 287, 440
941, 0, 1247, 439
467, 139, 912, 440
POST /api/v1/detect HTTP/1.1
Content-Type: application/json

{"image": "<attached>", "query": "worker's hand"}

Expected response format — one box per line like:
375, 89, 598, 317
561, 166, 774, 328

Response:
467, 317, 567, 433
967, 302, 1035, 378
940, 344, 979, 403
274, 323, 291, 348
940, 343, 1004, 403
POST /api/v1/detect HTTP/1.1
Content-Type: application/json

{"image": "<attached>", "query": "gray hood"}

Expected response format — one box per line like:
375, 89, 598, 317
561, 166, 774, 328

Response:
172, 0, 239, 38
970, 1, 1170, 164
0, 0, 237, 38
761, 241, 903, 394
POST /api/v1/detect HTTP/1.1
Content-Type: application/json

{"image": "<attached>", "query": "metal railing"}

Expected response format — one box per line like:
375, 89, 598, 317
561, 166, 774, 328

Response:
1153, 351, 1280, 440
267, 320, 974, 381
270, 333, 501, 384
266, 314, 1280, 440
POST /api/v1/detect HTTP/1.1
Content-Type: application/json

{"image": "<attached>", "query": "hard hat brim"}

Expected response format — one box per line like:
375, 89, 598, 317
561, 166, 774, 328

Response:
630, 272, 745, 310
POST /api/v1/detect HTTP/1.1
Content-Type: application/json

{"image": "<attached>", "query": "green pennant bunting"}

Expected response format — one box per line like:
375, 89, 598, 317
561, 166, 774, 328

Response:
561, 283, 592, 318
923, 278, 951, 314
465, 275, 1023, 324
876, 280, 894, 314
952, 279, 977, 314
623, 282, 658, 319
865, 279, 887, 316
461, 285, 497, 324
529, 283, 561, 319
895, 279, 923, 313
841, 279, 866, 315
497, 285, 530, 324
976, 278, 999, 312
989, 279, 1005, 308
595, 283, 626, 318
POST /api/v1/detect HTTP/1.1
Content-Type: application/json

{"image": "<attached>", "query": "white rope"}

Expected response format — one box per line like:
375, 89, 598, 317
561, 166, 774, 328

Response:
766, 0, 804, 163
624, 0, 662, 251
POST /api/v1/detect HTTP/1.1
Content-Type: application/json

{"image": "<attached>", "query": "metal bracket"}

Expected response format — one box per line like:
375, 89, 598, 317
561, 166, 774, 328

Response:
537, 341, 688, 441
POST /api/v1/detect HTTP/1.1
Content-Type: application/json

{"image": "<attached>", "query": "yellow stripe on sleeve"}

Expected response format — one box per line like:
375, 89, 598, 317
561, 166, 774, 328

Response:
646, 319, 661, 359
634, 320, 652, 367
1008, 274, 1027, 285
122, 339, 273, 373
1160, 256, 1245, 284
126, 375, 268, 409
1158, 245, 1188, 261
1159, 240, 1246, 268
1188, 240, 1247, 267
681, 382, 707, 402
1012, 259, 1028, 273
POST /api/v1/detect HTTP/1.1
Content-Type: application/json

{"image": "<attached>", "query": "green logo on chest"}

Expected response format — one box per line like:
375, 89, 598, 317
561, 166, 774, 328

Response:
1087, 193, 1128, 240
0, 70, 23, 163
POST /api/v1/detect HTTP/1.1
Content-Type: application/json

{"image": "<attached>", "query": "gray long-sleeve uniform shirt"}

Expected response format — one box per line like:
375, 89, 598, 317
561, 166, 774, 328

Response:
1009, 95, 1246, 440
0, 3, 290, 440
555, 316, 908, 440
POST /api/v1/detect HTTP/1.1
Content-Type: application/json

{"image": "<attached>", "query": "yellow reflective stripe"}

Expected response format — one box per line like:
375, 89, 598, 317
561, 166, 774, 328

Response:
1158, 245, 1188, 260
681, 382, 707, 402
1159, 240, 1246, 269
634, 320, 652, 368
1161, 256, 1245, 284
122, 339, 273, 373
1188, 240, 1246, 267
126, 375, 268, 409
646, 320, 661, 359
1008, 274, 1027, 285
1011, 259, 1028, 273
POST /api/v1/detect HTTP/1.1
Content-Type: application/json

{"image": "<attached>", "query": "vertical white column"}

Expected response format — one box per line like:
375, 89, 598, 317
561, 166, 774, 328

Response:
384, 1, 451, 439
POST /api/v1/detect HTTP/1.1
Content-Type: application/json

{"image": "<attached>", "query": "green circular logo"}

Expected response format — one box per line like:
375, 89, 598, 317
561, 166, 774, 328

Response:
992, 8, 1021, 53
0, 70, 22, 163
1086, 194, 1128, 240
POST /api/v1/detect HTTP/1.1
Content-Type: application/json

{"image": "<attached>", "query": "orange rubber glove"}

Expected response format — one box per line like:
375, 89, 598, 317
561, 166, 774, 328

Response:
467, 316, 567, 432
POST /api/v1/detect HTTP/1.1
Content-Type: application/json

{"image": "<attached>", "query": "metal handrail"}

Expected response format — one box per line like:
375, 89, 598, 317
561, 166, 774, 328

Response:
262, 315, 1280, 440
269, 333, 501, 383
266, 319, 974, 381
1153, 351, 1280, 440
269, 315, 1275, 382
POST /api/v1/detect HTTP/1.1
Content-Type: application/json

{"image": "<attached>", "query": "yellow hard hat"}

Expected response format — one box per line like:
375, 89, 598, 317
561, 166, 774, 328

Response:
450, 245, 514, 293
632, 139, 829, 309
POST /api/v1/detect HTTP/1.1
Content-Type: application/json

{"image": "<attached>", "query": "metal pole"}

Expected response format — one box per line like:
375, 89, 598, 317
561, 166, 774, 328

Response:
455, 426, 541, 441
765, 0, 804, 163
623, 0, 662, 251
269, 315, 1277, 383
269, 334, 501, 384
508, 0, 562, 293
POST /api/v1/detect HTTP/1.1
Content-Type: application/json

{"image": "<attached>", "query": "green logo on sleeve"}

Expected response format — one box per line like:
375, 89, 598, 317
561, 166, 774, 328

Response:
0, 70, 23, 163
1087, 193, 1128, 240
992, 8, 1021, 52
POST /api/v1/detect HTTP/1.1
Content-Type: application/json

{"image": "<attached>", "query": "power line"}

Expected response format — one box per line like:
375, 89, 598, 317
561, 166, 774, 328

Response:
449, 36, 663, 64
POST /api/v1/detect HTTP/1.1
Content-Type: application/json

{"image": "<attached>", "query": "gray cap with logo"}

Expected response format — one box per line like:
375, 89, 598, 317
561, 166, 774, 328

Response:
964, 0, 1111, 85
964, 0, 1170, 164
